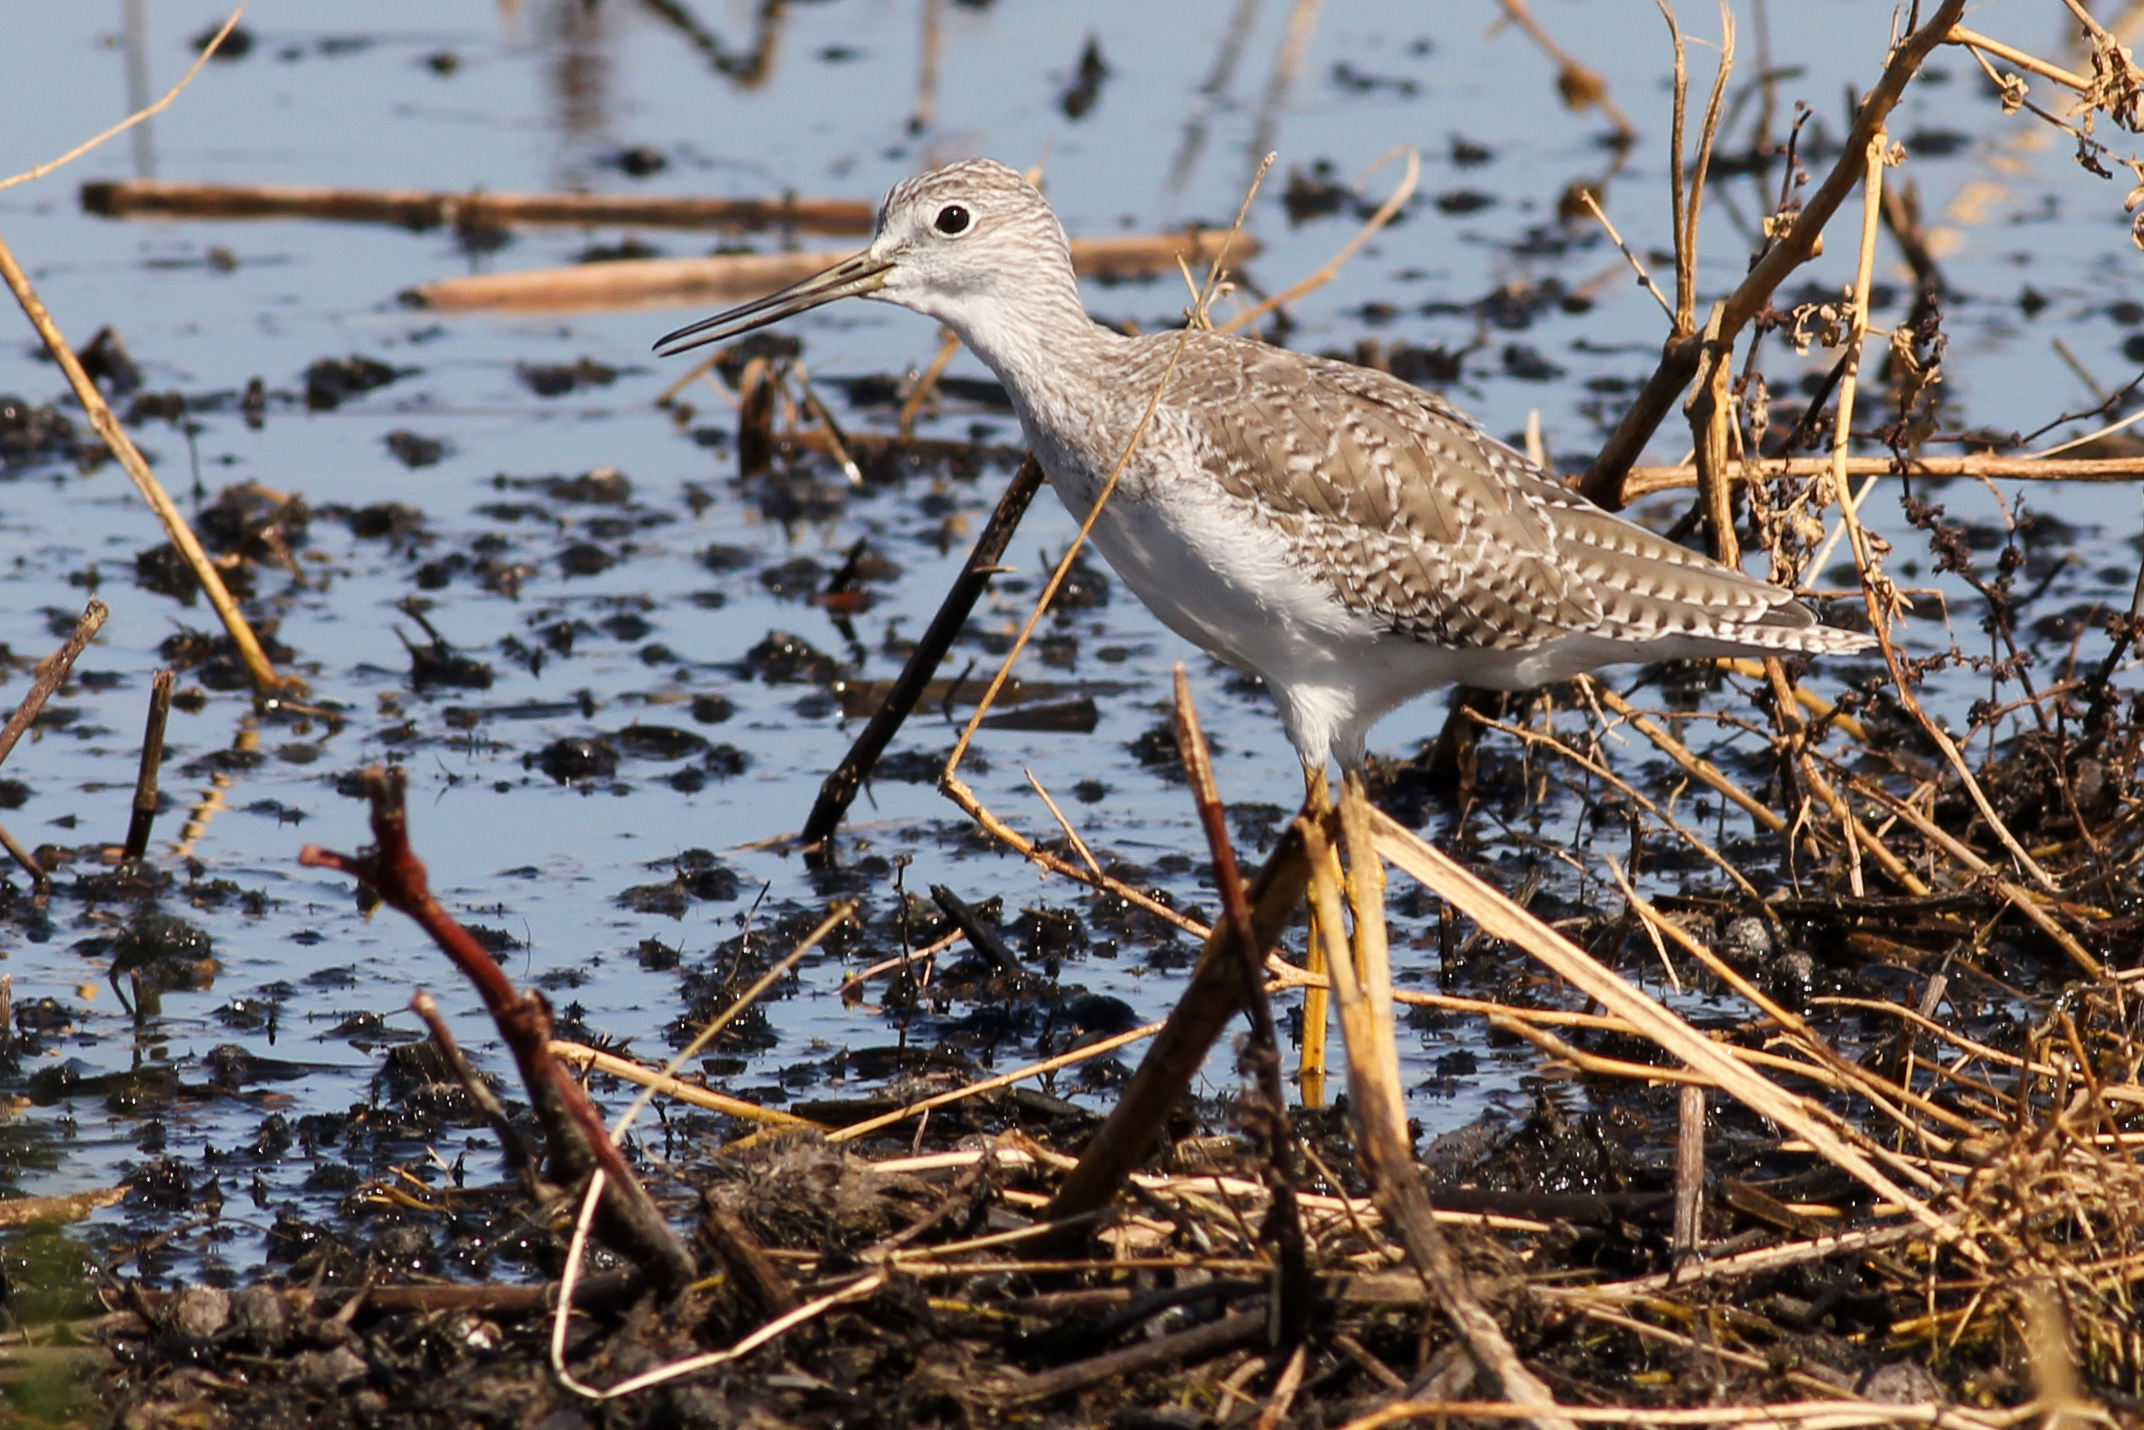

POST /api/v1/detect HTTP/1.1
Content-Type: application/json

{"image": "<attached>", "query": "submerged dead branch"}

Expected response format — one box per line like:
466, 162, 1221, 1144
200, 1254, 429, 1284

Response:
81, 178, 876, 233
410, 230, 1260, 313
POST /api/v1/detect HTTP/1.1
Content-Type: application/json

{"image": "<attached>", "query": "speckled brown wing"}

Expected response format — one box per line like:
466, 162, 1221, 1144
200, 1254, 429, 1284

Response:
1174, 335, 1815, 650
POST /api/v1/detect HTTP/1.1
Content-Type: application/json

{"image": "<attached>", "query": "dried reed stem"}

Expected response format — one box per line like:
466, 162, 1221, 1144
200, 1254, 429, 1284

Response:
0, 237, 283, 694
548, 1042, 827, 1130
1626, 453, 2144, 496
825, 1019, 1163, 1145
1043, 823, 1311, 1237
0, 9, 246, 194
1369, 807, 1959, 1241
1582, 679, 1788, 833
1300, 801, 1579, 1430
1496, 0, 1638, 140
0, 600, 107, 773
1219, 146, 1418, 334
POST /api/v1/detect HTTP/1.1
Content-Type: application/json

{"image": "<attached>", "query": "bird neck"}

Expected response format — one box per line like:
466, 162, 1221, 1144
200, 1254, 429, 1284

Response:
936, 279, 1124, 420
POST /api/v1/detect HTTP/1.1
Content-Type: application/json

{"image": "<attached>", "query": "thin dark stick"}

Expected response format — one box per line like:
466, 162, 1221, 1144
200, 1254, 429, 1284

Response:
1771, 345, 1853, 456
121, 670, 174, 862
2080, 551, 2144, 738
2015, 368, 2144, 448
928, 884, 1024, 976
1171, 668, 1310, 1347
0, 599, 108, 772
802, 455, 1047, 845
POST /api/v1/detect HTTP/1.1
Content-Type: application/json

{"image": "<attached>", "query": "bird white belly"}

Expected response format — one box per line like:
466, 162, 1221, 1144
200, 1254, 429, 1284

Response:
1043, 464, 1472, 765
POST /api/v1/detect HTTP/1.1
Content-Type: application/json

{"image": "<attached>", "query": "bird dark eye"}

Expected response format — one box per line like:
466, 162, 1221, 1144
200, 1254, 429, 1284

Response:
934, 204, 971, 236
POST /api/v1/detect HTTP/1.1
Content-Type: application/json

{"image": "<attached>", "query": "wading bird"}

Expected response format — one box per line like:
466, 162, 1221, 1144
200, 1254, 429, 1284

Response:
656, 160, 1872, 807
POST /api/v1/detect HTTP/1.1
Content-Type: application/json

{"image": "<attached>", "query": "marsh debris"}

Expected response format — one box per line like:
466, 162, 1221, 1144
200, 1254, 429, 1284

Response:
0, 393, 81, 468
303, 355, 405, 410
517, 357, 620, 398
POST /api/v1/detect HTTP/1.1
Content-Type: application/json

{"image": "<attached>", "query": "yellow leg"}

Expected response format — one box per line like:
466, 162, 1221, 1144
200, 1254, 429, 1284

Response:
1339, 769, 1397, 1079
1299, 763, 1336, 1108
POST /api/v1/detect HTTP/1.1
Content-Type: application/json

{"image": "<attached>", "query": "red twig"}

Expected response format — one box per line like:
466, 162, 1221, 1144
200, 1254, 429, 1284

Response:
301, 765, 694, 1292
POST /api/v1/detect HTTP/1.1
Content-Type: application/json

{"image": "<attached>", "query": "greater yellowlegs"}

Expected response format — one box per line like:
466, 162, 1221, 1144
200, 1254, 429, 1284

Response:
656, 159, 1874, 779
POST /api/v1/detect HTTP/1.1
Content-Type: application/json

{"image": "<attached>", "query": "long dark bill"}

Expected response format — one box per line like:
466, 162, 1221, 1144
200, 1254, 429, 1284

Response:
652, 250, 891, 357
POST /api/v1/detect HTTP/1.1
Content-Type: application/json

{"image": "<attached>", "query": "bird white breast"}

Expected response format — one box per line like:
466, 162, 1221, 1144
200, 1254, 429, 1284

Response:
1032, 430, 1458, 765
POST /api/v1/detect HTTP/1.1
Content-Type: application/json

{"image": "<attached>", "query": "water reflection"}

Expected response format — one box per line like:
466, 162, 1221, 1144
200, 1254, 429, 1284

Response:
121, 0, 154, 179
547, 0, 612, 195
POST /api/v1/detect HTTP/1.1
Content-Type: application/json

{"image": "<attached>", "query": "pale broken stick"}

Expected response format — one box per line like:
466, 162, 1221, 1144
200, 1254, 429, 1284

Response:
408, 230, 1264, 314
1622, 453, 2144, 500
